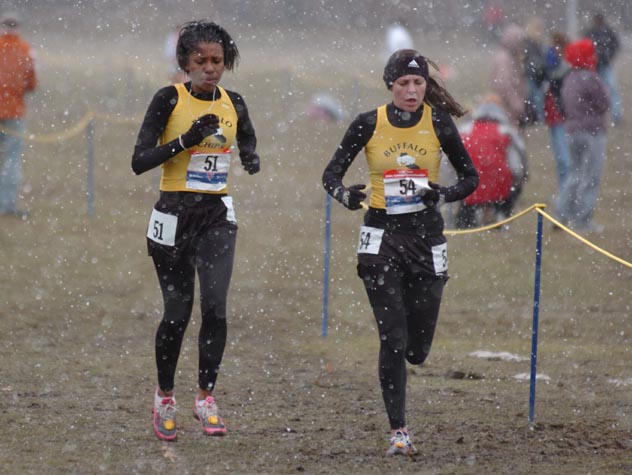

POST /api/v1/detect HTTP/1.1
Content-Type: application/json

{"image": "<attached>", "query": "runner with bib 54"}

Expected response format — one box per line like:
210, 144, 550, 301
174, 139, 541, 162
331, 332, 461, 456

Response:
322, 49, 478, 456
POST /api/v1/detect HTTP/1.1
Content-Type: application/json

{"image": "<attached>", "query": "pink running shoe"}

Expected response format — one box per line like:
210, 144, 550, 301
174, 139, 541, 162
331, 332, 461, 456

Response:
153, 396, 177, 441
193, 396, 227, 436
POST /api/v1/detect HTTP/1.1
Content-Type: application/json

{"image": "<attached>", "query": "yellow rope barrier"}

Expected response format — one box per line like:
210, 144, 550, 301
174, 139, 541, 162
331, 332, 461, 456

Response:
535, 207, 632, 269
445, 203, 547, 235
91, 111, 143, 125
358, 199, 631, 268
444, 202, 632, 268
0, 112, 94, 143
0, 110, 143, 143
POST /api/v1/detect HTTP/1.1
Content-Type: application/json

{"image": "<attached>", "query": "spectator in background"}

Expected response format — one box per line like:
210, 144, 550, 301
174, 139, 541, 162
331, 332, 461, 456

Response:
0, 12, 36, 218
456, 94, 526, 228
483, 3, 506, 41
584, 11, 622, 125
490, 24, 526, 127
384, 19, 413, 59
306, 93, 347, 123
544, 31, 571, 190
556, 38, 609, 233
164, 25, 188, 83
522, 17, 547, 125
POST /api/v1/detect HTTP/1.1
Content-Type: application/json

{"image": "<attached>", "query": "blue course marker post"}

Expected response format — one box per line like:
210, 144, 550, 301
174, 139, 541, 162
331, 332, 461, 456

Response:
321, 193, 332, 338
529, 212, 544, 426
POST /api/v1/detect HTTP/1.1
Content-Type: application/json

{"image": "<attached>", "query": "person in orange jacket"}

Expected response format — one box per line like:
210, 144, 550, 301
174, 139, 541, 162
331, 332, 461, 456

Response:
0, 12, 37, 217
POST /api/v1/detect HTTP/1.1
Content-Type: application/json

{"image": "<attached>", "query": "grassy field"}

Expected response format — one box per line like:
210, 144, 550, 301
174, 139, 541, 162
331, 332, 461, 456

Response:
1, 26, 631, 474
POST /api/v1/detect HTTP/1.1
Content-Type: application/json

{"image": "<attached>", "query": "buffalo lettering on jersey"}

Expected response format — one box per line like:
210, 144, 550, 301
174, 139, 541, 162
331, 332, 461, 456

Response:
383, 142, 427, 158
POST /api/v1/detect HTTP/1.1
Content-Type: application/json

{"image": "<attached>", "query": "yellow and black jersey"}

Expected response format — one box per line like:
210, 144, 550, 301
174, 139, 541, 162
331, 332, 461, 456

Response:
364, 103, 442, 209
132, 83, 258, 190
159, 84, 238, 193
323, 102, 478, 235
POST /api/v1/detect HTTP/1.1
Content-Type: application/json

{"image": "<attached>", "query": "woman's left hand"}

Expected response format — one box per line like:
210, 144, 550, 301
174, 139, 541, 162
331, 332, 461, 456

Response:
241, 153, 260, 175
419, 182, 445, 207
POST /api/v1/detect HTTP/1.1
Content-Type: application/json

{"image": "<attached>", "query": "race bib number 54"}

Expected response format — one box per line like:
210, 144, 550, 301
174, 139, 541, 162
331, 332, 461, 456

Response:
384, 168, 430, 215
357, 226, 384, 254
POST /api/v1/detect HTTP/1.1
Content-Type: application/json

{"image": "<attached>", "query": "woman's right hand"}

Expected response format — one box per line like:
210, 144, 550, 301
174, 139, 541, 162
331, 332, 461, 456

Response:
180, 114, 220, 148
334, 184, 367, 210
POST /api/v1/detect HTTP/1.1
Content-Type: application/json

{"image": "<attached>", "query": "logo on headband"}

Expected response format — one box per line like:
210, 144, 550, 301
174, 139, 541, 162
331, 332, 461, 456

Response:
408, 59, 420, 68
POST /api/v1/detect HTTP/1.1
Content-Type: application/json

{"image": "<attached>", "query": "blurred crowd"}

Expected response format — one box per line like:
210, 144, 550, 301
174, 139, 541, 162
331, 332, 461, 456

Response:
309, 8, 622, 233
0, 6, 623, 234
454, 9, 620, 232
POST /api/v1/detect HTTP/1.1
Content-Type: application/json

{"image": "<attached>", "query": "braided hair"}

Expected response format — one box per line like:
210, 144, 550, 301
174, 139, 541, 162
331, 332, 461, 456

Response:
176, 20, 240, 72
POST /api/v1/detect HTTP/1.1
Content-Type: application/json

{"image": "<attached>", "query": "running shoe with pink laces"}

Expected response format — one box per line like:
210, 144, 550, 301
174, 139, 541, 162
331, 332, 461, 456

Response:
193, 396, 227, 436
153, 395, 177, 441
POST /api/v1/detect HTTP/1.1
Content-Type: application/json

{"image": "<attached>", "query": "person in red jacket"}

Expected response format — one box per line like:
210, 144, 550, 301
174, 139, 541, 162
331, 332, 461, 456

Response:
456, 94, 526, 228
0, 12, 37, 218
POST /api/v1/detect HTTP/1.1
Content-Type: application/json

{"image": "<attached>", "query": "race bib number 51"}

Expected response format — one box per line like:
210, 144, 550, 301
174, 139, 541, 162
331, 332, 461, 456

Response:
186, 151, 231, 191
147, 208, 178, 246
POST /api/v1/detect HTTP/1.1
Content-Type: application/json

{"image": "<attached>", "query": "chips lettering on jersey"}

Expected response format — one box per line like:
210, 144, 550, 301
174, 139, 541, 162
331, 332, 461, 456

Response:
383, 168, 430, 215
186, 149, 231, 192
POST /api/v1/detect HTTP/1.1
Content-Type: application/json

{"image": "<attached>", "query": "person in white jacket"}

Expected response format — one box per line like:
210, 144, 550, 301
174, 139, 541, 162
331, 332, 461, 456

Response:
384, 20, 413, 59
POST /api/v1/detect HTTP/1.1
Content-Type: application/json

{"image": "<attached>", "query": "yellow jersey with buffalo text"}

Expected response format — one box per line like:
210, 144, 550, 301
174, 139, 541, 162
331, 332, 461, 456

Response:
364, 103, 442, 209
159, 84, 238, 193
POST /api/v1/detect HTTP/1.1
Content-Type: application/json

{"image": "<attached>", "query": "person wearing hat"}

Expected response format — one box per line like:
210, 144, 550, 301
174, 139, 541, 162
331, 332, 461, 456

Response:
489, 23, 526, 127
0, 12, 37, 217
555, 38, 609, 233
322, 49, 478, 456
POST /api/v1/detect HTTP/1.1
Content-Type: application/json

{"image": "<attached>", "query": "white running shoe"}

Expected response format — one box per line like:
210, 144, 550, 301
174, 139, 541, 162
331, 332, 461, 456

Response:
386, 430, 416, 456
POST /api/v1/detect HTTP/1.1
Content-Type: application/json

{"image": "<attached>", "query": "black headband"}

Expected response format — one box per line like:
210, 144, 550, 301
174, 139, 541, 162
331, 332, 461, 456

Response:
383, 51, 429, 89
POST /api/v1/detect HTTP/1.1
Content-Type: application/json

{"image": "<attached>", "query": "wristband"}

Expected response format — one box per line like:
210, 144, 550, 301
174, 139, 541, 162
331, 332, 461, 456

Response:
178, 135, 187, 151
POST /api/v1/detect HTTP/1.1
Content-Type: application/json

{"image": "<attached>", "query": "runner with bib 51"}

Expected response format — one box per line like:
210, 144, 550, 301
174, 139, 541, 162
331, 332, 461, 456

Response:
132, 20, 260, 441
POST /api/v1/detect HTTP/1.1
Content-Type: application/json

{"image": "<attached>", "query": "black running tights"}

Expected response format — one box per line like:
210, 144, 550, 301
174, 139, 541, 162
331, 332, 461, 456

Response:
359, 262, 445, 429
152, 227, 236, 393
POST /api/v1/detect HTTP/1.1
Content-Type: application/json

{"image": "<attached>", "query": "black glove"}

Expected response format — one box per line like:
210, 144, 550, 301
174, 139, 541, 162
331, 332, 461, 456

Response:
334, 184, 367, 210
180, 114, 220, 149
419, 181, 446, 208
241, 153, 260, 175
